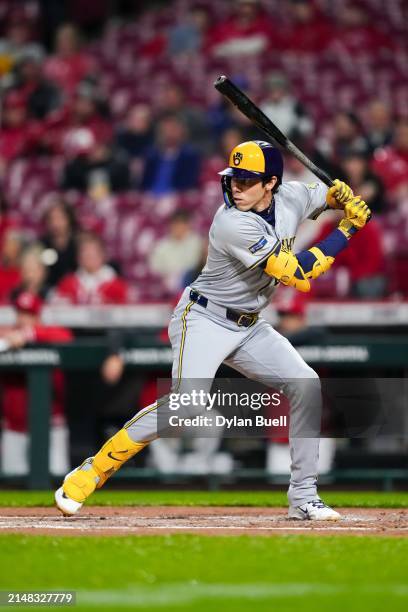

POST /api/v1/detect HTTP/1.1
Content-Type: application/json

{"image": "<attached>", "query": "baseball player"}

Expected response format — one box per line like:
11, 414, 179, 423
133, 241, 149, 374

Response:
55, 140, 371, 520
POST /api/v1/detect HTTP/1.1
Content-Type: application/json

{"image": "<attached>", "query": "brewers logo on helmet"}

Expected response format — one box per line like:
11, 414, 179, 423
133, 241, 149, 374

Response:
219, 140, 284, 207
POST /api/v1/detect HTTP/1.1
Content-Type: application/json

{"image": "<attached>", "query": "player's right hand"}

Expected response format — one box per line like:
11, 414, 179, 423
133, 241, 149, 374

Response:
326, 179, 354, 209
338, 196, 371, 237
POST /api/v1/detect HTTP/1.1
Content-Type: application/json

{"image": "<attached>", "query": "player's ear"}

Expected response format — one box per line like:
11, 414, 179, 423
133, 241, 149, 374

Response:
265, 176, 278, 192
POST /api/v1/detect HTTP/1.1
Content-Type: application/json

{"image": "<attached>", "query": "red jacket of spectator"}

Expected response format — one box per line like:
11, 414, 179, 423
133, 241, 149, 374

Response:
40, 105, 112, 156
0, 91, 42, 160
44, 52, 94, 98
207, 14, 279, 56
284, 17, 334, 54
0, 123, 42, 161
54, 265, 129, 305
0, 267, 21, 303
372, 146, 408, 194
1, 325, 73, 433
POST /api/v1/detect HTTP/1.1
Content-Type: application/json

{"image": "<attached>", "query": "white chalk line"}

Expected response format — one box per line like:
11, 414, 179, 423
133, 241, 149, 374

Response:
76, 583, 408, 606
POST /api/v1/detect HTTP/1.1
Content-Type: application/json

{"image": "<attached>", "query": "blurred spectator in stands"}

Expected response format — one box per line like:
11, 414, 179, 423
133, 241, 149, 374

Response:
61, 133, 130, 197
10, 48, 62, 120
44, 23, 94, 98
230, 103, 267, 143
0, 10, 43, 77
260, 72, 314, 142
0, 290, 72, 476
200, 127, 244, 183
364, 100, 394, 154
141, 115, 201, 194
340, 153, 386, 213
312, 215, 386, 298
115, 103, 153, 159
274, 288, 327, 345
149, 210, 203, 296
167, 4, 210, 56
155, 83, 211, 154
0, 90, 36, 178
10, 245, 50, 302
207, 97, 237, 140
115, 104, 154, 182
285, 0, 333, 54
40, 198, 79, 288
52, 232, 129, 304
44, 80, 111, 155
315, 111, 368, 177
283, 153, 318, 184
329, 2, 394, 58
0, 228, 25, 303
372, 120, 408, 199
207, 0, 277, 58
220, 128, 245, 161
0, 192, 21, 252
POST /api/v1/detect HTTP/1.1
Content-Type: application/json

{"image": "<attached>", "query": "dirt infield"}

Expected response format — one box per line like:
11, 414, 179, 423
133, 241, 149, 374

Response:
0, 506, 407, 536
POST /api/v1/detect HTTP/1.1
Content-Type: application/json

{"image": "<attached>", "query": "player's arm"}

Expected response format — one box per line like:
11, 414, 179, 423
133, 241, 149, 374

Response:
263, 197, 371, 292
297, 179, 354, 222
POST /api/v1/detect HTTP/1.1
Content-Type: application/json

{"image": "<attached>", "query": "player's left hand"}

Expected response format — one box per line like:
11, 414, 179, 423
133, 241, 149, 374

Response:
338, 196, 371, 237
326, 179, 354, 209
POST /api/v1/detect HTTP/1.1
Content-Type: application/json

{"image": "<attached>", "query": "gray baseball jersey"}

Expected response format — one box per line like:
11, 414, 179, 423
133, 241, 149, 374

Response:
192, 181, 328, 312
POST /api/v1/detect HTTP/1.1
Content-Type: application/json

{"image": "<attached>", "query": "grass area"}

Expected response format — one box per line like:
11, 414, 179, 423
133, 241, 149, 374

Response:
1, 490, 407, 611
0, 534, 407, 611
0, 489, 407, 508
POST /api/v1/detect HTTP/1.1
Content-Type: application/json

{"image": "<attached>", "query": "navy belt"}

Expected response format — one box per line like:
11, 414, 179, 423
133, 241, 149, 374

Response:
189, 290, 258, 328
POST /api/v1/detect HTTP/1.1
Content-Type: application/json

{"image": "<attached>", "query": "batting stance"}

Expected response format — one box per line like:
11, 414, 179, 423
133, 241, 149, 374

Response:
56, 140, 371, 520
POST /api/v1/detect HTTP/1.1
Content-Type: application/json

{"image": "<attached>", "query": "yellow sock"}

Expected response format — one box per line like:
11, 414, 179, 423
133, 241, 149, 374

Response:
63, 429, 147, 502
92, 428, 148, 487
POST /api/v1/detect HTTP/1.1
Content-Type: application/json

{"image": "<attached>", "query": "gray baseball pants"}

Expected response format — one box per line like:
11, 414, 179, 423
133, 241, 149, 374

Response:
124, 288, 321, 506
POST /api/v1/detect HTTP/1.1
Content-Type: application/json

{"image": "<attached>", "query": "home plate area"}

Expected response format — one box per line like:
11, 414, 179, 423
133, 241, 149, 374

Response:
0, 507, 406, 536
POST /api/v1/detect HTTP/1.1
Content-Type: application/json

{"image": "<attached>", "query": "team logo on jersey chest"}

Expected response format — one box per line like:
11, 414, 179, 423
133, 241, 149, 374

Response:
281, 237, 295, 251
233, 152, 243, 166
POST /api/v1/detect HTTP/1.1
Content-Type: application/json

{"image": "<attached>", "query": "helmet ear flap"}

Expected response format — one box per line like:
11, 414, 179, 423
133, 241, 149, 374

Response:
221, 175, 235, 207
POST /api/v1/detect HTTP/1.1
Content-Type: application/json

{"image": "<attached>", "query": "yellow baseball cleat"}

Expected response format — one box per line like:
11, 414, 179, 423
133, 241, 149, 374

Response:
55, 458, 99, 516
55, 428, 147, 516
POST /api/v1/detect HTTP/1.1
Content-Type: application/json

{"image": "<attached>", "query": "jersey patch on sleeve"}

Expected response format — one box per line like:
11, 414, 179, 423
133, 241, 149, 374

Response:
249, 236, 267, 253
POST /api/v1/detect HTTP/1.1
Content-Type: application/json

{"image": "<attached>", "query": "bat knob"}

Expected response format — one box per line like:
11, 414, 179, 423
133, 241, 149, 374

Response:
214, 75, 227, 87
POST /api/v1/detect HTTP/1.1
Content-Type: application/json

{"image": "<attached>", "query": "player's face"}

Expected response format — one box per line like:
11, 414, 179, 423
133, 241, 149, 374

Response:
231, 177, 276, 211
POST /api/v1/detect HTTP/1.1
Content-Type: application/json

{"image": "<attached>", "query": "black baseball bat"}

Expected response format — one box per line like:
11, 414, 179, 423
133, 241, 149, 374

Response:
214, 75, 334, 187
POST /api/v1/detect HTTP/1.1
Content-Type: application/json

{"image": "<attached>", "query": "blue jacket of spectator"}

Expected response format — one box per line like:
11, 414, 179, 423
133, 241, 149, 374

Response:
141, 144, 201, 193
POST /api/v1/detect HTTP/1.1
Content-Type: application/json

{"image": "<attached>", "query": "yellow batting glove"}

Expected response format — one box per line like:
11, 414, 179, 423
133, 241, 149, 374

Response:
338, 196, 371, 238
326, 179, 354, 209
